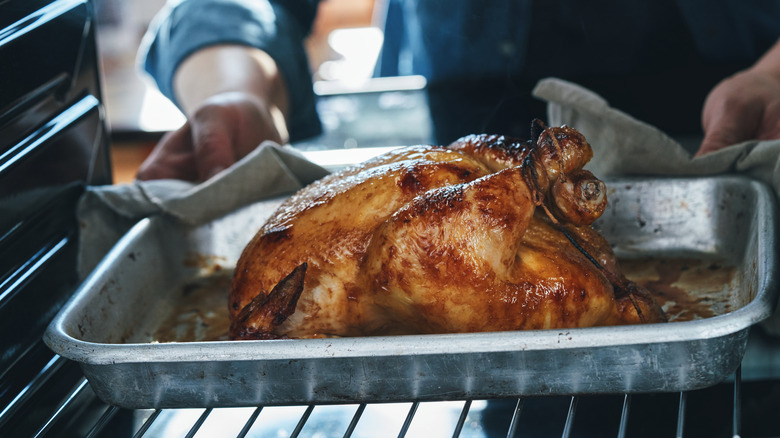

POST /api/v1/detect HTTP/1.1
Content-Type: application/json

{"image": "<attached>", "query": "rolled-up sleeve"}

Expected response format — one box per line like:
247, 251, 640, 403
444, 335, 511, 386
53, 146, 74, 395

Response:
139, 0, 322, 141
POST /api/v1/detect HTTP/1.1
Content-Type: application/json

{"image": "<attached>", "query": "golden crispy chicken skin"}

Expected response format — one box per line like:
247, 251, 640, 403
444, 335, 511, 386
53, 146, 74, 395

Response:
229, 123, 666, 339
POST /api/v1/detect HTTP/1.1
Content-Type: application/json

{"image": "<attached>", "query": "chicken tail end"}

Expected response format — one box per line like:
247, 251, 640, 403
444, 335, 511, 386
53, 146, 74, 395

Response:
229, 263, 308, 340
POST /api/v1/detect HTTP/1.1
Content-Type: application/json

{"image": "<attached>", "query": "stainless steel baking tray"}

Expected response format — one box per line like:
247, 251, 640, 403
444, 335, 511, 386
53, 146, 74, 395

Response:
44, 176, 778, 409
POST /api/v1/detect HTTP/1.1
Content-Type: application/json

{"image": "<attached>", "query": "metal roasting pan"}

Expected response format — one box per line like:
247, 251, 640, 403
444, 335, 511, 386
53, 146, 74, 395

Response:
44, 176, 779, 409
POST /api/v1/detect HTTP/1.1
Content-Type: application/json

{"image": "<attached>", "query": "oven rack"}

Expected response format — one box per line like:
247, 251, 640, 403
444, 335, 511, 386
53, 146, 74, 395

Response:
10, 363, 759, 438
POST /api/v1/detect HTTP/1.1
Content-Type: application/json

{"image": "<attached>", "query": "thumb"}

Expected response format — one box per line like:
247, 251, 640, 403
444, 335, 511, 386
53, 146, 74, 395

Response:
697, 126, 740, 157
137, 124, 199, 181
697, 91, 763, 157
191, 118, 237, 181
697, 107, 757, 157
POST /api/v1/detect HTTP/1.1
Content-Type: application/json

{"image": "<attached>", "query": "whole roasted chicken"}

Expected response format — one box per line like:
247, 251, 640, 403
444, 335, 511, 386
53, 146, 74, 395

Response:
229, 122, 666, 339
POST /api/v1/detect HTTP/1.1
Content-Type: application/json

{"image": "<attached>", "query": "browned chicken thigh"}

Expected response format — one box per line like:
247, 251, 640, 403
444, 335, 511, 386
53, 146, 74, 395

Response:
229, 123, 666, 339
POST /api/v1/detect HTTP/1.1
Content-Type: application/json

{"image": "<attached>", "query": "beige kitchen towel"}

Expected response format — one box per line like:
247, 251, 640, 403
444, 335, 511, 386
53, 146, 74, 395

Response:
533, 77, 780, 333
533, 77, 780, 186
77, 142, 329, 279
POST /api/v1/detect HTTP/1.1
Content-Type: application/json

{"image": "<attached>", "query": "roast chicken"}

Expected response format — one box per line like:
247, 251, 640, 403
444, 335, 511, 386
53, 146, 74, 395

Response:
229, 122, 666, 339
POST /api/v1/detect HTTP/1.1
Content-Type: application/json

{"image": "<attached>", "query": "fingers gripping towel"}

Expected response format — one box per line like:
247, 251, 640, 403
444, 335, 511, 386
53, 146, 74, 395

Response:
77, 142, 329, 278
533, 77, 780, 181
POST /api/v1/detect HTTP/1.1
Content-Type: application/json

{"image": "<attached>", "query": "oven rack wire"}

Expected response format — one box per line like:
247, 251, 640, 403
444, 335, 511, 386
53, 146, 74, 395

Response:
17, 363, 750, 438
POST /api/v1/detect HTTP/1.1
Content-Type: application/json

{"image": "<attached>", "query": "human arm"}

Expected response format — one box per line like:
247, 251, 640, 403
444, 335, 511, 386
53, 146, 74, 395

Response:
136, 0, 321, 181
698, 39, 780, 156
137, 45, 289, 181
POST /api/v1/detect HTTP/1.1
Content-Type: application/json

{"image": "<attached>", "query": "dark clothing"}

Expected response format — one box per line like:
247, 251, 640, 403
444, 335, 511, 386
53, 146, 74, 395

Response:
142, 0, 780, 144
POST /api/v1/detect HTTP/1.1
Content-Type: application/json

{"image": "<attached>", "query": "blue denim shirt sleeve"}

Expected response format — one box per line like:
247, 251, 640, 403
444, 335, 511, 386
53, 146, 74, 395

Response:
140, 0, 322, 142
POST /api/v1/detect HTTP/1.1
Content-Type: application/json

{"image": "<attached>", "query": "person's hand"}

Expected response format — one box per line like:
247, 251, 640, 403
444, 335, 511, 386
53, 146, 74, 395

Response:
137, 91, 286, 182
697, 69, 780, 156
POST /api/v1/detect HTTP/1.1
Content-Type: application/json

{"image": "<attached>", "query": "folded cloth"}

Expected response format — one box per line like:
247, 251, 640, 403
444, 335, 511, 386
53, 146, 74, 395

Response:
533, 77, 780, 334
77, 142, 329, 279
